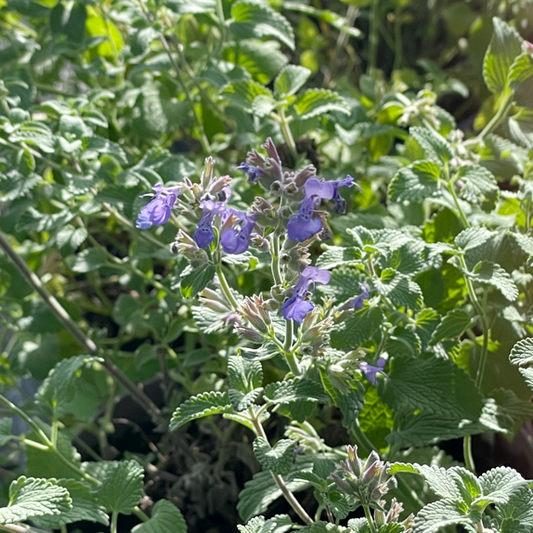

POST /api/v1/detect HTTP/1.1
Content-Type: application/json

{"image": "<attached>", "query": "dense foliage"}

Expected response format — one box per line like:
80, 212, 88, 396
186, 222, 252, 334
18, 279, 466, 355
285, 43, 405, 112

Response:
1, 1, 533, 533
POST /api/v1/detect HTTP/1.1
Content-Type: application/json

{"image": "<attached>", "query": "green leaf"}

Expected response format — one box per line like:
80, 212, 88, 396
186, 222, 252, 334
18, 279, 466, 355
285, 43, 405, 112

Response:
481, 389, 533, 436
479, 467, 527, 505
180, 263, 216, 298
253, 438, 295, 475
457, 164, 499, 205
34, 479, 109, 528
388, 160, 441, 202
9, 122, 56, 153
229, 2, 295, 50
228, 388, 263, 411
454, 227, 495, 251
318, 268, 368, 303
0, 477, 71, 525
131, 500, 187, 533
36, 355, 102, 417
483, 17, 523, 94
410, 127, 453, 163
69, 248, 109, 273
264, 378, 329, 405
0, 418, 13, 446
293, 89, 350, 119
509, 53, 533, 108
170, 391, 232, 430
274, 65, 312, 97
315, 246, 361, 269
93, 460, 144, 515
496, 487, 533, 532
510, 338, 533, 390
377, 268, 423, 310
224, 40, 288, 85
430, 309, 472, 344
228, 356, 263, 393
466, 261, 519, 301
222, 80, 273, 113
167, 0, 216, 13
330, 306, 383, 350
412, 499, 471, 533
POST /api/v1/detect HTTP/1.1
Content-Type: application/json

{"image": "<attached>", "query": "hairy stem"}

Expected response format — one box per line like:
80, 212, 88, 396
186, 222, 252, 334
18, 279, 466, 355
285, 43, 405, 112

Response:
478, 92, 513, 141
463, 436, 476, 472
249, 408, 313, 524
363, 504, 377, 533
278, 108, 297, 161
216, 262, 240, 309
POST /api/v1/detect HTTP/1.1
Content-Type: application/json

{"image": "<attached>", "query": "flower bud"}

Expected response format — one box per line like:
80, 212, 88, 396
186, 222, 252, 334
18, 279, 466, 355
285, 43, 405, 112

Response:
270, 180, 282, 194
235, 326, 265, 343
201, 156, 215, 189
294, 165, 317, 188
283, 181, 298, 196
250, 234, 270, 253
270, 284, 285, 302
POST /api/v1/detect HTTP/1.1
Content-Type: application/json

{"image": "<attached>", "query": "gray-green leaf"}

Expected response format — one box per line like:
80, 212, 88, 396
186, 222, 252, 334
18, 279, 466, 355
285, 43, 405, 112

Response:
388, 160, 441, 202
131, 500, 187, 533
253, 438, 295, 475
170, 391, 232, 430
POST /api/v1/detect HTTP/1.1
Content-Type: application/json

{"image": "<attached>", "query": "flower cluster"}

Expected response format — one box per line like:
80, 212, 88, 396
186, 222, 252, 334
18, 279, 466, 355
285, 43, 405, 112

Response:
136, 184, 179, 229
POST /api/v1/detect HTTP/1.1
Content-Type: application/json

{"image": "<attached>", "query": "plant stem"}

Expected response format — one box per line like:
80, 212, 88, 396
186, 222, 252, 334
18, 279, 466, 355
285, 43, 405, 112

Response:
249, 408, 313, 524
271, 234, 283, 286
478, 93, 513, 141
0, 232, 164, 426
363, 505, 377, 533
463, 435, 476, 472
0, 525, 43, 533
111, 511, 118, 533
368, 0, 380, 73
216, 262, 240, 309
133, 507, 150, 522
278, 108, 297, 161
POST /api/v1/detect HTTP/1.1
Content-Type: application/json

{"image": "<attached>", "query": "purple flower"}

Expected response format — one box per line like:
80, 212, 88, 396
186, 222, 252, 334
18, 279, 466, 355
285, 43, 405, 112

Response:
221, 212, 257, 254
287, 176, 356, 242
236, 162, 263, 182
281, 266, 331, 323
348, 283, 371, 310
136, 183, 178, 229
193, 190, 231, 249
360, 357, 386, 386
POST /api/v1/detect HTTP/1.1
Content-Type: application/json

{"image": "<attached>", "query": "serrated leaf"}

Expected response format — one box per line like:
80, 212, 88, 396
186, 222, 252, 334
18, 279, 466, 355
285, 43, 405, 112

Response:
228, 356, 263, 393
0, 477, 71, 525
430, 309, 472, 344
229, 2, 295, 50
170, 391, 232, 430
18, 207, 74, 232
412, 499, 471, 533
228, 388, 263, 411
388, 160, 441, 202
457, 164, 499, 205
496, 487, 533, 531
222, 80, 273, 113
36, 355, 103, 417
274, 65, 311, 97
293, 89, 349, 119
180, 263, 216, 298
410, 127, 453, 163
9, 122, 56, 153
479, 467, 527, 505
483, 17, 523, 94
454, 227, 495, 251
510, 337, 533, 366
131, 500, 187, 533
167, 0, 216, 13
264, 378, 329, 405
387, 356, 483, 417
93, 460, 143, 515
377, 268, 423, 310
318, 268, 369, 303
34, 479, 109, 528
509, 52, 533, 108
481, 389, 533, 436
466, 261, 518, 301
315, 246, 361, 269
330, 306, 383, 350
253, 438, 295, 475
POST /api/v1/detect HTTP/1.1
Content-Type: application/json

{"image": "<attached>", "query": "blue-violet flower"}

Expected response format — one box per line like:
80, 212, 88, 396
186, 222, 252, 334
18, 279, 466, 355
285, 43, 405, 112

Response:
136, 183, 178, 229
360, 357, 386, 386
193, 189, 231, 249
220, 212, 257, 254
236, 162, 263, 182
287, 176, 355, 241
281, 266, 331, 323
348, 283, 371, 310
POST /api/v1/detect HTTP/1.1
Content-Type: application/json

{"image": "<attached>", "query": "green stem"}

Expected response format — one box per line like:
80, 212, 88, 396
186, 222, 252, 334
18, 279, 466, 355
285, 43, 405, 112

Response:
362, 504, 377, 533
463, 435, 476, 472
133, 507, 150, 522
368, 0, 380, 73
271, 234, 283, 286
478, 93, 513, 141
216, 262, 240, 309
0, 232, 164, 425
0, 525, 43, 533
111, 511, 118, 533
278, 108, 297, 161
249, 408, 313, 524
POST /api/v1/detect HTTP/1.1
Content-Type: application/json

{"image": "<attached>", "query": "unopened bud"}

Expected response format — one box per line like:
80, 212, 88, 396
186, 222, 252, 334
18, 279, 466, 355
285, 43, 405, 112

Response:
250, 234, 270, 253
201, 299, 231, 313
201, 156, 215, 189
301, 325, 323, 343
270, 284, 285, 302
374, 509, 386, 527
294, 165, 317, 187
235, 326, 265, 343
270, 181, 282, 194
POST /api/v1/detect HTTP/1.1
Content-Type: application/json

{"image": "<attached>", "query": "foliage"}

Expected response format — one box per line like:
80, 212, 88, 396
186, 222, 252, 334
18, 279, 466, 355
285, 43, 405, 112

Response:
1, 1, 533, 533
